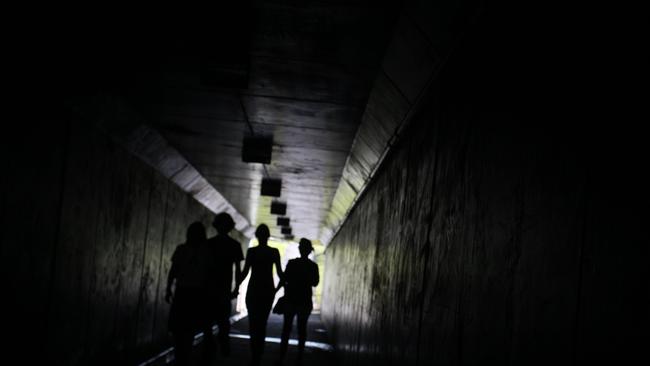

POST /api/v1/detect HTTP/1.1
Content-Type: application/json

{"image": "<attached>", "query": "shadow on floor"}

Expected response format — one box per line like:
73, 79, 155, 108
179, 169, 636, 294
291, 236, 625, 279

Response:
140, 313, 336, 366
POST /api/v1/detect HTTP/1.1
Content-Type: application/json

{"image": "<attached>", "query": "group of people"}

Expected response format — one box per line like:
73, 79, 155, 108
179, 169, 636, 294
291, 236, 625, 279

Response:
165, 212, 319, 366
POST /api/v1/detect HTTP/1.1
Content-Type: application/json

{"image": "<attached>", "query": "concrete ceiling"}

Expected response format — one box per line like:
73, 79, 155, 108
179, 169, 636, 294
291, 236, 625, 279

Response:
122, 1, 402, 241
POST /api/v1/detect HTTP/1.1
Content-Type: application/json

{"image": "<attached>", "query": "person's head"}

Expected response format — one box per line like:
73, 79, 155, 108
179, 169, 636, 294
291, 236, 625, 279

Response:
212, 212, 235, 234
255, 224, 270, 245
186, 221, 207, 245
298, 238, 313, 258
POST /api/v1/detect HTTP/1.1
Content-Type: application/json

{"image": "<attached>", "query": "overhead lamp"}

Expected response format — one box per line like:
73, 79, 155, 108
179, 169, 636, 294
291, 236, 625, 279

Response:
281, 227, 292, 235
277, 217, 290, 226
261, 178, 282, 197
242, 136, 273, 164
270, 201, 287, 215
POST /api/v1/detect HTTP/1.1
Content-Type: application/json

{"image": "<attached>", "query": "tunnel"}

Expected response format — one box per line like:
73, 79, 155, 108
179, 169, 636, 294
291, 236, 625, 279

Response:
3, 1, 646, 365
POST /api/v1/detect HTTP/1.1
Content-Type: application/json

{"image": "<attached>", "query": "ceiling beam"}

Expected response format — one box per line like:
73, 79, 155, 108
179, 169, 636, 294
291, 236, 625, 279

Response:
66, 94, 254, 238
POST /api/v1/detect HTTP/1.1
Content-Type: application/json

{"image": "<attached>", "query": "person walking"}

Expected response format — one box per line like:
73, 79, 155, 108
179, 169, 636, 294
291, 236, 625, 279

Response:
238, 224, 283, 366
165, 222, 212, 366
275, 238, 319, 365
203, 212, 244, 361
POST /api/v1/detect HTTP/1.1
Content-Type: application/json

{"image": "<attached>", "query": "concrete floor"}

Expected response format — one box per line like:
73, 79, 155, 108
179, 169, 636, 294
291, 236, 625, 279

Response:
143, 312, 335, 366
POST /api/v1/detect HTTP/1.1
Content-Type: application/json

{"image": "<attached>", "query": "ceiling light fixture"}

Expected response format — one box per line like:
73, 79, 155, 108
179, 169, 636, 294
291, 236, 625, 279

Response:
261, 178, 282, 197
270, 201, 287, 215
242, 136, 273, 164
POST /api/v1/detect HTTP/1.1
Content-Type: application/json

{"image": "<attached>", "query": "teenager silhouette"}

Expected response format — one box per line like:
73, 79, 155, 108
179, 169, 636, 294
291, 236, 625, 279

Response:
238, 224, 283, 366
275, 238, 319, 365
165, 222, 211, 366
203, 212, 244, 361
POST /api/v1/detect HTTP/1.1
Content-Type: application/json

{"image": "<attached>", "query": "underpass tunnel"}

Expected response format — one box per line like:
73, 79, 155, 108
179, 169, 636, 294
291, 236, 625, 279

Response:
3, 1, 646, 365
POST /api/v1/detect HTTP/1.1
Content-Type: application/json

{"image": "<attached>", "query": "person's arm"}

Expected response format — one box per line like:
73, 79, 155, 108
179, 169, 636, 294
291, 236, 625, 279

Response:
275, 259, 288, 292
274, 249, 284, 280
231, 262, 242, 298
232, 260, 243, 299
238, 249, 251, 287
311, 261, 320, 287
274, 279, 284, 293
165, 252, 178, 303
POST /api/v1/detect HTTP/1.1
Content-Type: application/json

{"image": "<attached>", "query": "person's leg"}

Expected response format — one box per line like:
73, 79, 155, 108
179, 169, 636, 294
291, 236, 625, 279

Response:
217, 296, 232, 356
257, 299, 273, 356
173, 331, 193, 366
200, 297, 216, 364
247, 306, 262, 365
296, 311, 310, 364
278, 311, 295, 363
201, 324, 216, 364
216, 316, 231, 356
170, 288, 195, 366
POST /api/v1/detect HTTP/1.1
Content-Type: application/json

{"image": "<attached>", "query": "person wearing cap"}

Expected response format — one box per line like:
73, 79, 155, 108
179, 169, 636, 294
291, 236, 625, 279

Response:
275, 238, 319, 365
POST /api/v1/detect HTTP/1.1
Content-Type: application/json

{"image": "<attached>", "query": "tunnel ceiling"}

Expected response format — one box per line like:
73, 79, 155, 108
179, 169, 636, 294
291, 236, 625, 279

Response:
122, 1, 401, 241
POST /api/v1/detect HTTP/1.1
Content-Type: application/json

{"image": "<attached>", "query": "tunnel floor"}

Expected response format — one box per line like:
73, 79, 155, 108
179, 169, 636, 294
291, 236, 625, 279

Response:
141, 312, 335, 366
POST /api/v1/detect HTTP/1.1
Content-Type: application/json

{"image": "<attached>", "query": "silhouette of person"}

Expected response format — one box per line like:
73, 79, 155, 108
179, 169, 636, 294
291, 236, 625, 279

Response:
165, 222, 212, 366
238, 224, 283, 366
275, 238, 319, 365
203, 212, 244, 361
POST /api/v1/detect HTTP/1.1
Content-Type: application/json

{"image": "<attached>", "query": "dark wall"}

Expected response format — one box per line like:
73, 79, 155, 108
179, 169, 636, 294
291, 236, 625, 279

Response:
321, 2, 646, 366
0, 109, 242, 365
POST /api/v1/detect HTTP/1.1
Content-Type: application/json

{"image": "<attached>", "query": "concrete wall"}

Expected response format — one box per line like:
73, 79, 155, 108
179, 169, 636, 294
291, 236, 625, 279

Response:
1, 107, 244, 365
321, 3, 646, 365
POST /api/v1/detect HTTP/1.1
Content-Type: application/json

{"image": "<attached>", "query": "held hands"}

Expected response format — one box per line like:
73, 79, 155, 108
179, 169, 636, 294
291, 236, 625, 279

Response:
230, 288, 239, 300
